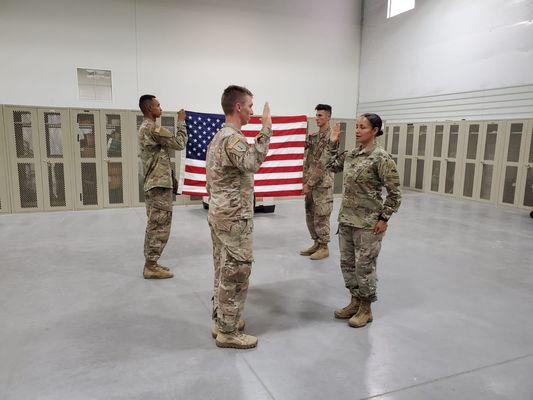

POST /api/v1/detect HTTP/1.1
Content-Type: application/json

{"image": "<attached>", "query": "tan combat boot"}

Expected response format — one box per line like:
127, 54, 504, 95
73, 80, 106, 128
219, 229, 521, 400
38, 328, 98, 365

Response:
215, 331, 258, 349
310, 244, 329, 260
300, 241, 319, 256
211, 319, 245, 339
334, 296, 360, 319
348, 300, 373, 328
157, 263, 170, 271
143, 261, 173, 279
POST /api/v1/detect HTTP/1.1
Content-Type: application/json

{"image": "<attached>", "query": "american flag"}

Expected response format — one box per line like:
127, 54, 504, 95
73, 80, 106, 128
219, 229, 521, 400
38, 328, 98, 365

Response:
178, 111, 307, 197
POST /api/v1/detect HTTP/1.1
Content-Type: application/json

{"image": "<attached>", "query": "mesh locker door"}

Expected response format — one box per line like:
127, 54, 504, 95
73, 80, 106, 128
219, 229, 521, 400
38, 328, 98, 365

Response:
101, 111, 129, 207
5, 107, 44, 212
38, 109, 73, 210
388, 125, 404, 183
403, 124, 414, 188
478, 122, 502, 202
443, 124, 460, 195
521, 122, 533, 208
462, 123, 481, 198
430, 124, 445, 193
498, 121, 528, 206
0, 107, 12, 213
71, 110, 103, 209
412, 124, 429, 190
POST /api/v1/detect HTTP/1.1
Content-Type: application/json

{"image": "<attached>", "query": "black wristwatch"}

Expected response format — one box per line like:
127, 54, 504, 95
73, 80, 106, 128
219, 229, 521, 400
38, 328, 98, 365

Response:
378, 214, 389, 222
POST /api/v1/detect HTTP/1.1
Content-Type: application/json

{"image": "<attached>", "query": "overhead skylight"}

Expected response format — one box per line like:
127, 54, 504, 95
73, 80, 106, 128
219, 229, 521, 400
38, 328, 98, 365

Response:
387, 0, 415, 18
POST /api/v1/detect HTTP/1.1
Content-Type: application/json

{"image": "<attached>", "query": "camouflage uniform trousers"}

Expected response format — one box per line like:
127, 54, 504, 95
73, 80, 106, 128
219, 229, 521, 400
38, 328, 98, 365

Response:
209, 219, 254, 333
144, 187, 173, 262
305, 186, 333, 244
338, 224, 384, 302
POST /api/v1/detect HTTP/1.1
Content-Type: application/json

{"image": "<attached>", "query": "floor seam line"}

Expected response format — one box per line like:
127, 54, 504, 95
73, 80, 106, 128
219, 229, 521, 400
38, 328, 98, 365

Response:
359, 351, 533, 399
240, 355, 277, 400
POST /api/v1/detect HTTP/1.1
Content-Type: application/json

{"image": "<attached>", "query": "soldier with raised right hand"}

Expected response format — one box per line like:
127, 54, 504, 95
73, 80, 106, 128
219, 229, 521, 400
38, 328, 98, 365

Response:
138, 95, 188, 279
327, 113, 401, 328
206, 85, 272, 349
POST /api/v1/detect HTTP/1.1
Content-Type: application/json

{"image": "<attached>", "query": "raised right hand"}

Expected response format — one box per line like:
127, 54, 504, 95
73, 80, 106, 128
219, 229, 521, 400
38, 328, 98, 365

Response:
330, 122, 341, 142
262, 102, 272, 131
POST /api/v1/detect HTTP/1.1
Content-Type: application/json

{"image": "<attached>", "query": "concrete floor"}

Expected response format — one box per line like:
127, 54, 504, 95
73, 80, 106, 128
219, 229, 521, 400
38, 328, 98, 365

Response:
0, 191, 532, 400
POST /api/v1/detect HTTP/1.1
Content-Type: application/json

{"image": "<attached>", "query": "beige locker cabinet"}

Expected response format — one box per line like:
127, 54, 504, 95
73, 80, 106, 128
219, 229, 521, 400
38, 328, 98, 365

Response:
400, 123, 432, 191
37, 108, 75, 211
461, 121, 484, 200
429, 122, 464, 196
71, 109, 103, 209
412, 123, 432, 191
472, 121, 504, 203
4, 106, 44, 212
3, 106, 75, 212
383, 125, 390, 153
402, 124, 415, 188
388, 124, 402, 168
499, 120, 533, 208
387, 124, 406, 184
520, 122, 533, 209
333, 118, 355, 195
100, 110, 131, 208
0, 107, 12, 213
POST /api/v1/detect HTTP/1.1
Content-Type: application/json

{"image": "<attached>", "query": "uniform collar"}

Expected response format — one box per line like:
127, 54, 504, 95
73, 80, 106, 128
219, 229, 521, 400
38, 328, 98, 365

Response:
355, 143, 377, 156
222, 122, 241, 134
310, 126, 330, 138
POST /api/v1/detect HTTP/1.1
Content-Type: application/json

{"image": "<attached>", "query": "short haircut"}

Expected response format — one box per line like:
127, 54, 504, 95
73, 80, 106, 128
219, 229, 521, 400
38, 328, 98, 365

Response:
221, 85, 253, 115
139, 94, 156, 113
315, 104, 332, 115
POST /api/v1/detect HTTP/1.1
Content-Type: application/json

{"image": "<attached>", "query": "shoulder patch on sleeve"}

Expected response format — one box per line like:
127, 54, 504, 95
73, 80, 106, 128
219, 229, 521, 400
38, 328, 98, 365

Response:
154, 126, 173, 138
226, 135, 248, 153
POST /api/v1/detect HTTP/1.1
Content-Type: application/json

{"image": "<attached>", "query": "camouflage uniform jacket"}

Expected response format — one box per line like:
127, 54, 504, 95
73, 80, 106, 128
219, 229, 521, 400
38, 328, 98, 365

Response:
303, 128, 334, 188
138, 118, 188, 192
327, 141, 401, 228
206, 123, 271, 224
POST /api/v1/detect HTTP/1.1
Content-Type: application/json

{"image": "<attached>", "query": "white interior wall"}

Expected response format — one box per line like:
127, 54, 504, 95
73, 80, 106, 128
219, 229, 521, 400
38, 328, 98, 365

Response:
358, 0, 533, 121
0, 0, 362, 118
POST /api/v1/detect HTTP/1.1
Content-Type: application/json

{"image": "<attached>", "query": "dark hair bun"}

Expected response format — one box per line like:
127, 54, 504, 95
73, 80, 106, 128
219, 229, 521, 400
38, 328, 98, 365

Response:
376, 130, 384, 137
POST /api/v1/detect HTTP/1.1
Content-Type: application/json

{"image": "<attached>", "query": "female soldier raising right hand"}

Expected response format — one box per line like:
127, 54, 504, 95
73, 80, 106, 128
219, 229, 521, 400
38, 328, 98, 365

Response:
327, 113, 401, 328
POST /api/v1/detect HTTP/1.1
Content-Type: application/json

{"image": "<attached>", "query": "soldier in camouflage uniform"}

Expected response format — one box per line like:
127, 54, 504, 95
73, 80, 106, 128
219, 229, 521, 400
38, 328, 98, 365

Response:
138, 95, 188, 279
300, 104, 334, 260
206, 85, 272, 349
327, 113, 401, 328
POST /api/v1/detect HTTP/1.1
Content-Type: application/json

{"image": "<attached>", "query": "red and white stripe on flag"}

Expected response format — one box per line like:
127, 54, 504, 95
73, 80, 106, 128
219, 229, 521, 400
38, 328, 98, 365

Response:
179, 115, 307, 197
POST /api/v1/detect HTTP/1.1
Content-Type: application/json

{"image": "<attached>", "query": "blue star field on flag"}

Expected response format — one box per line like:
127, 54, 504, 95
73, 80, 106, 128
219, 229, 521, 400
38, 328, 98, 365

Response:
185, 111, 225, 160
